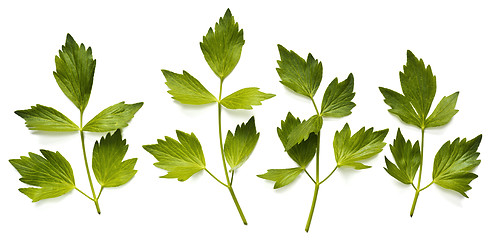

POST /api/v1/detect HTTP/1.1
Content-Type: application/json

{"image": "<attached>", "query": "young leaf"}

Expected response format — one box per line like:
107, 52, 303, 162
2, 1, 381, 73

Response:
425, 92, 459, 128
285, 115, 323, 150
276, 44, 323, 98
143, 131, 206, 181
277, 112, 317, 168
320, 74, 356, 117
432, 135, 482, 197
257, 168, 304, 189
334, 123, 388, 169
200, 8, 244, 80
384, 129, 421, 185
15, 104, 79, 131
224, 117, 260, 170
92, 129, 137, 188
10, 150, 75, 202
379, 87, 421, 128
53, 34, 95, 112
400, 50, 437, 122
83, 102, 143, 132
163, 70, 217, 105
220, 87, 275, 109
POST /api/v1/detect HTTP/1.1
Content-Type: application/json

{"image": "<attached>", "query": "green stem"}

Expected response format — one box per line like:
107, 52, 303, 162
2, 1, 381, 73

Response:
304, 169, 316, 184
97, 187, 104, 200
410, 128, 425, 217
320, 166, 338, 185
305, 183, 319, 232
217, 79, 247, 225
75, 187, 94, 201
80, 111, 101, 214
205, 168, 228, 187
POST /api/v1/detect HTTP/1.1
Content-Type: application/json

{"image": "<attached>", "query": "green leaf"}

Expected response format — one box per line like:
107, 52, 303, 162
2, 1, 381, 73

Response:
53, 33, 96, 112
10, 150, 75, 202
276, 44, 323, 98
320, 74, 356, 118
143, 131, 206, 181
83, 102, 143, 132
425, 92, 459, 128
400, 50, 437, 122
257, 168, 304, 189
162, 70, 217, 105
15, 104, 79, 131
432, 135, 482, 197
277, 112, 317, 168
285, 115, 323, 151
92, 129, 137, 188
220, 87, 275, 109
384, 129, 421, 185
200, 8, 244, 80
334, 123, 388, 169
379, 87, 421, 128
224, 117, 260, 170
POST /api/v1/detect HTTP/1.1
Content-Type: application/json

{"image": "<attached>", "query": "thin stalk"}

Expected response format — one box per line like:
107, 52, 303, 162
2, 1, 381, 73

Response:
320, 166, 338, 185
217, 79, 247, 225
75, 187, 94, 201
305, 183, 319, 232
410, 128, 425, 217
205, 168, 228, 187
80, 111, 101, 214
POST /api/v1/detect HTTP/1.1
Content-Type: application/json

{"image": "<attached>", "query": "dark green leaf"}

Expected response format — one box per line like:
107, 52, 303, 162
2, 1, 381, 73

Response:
320, 74, 356, 117
285, 115, 322, 150
276, 44, 323, 98
200, 8, 244, 80
432, 135, 482, 197
143, 131, 206, 181
277, 112, 317, 168
92, 129, 137, 187
425, 92, 459, 128
384, 129, 421, 185
15, 104, 79, 131
10, 150, 75, 202
82, 102, 143, 132
334, 123, 388, 169
257, 168, 304, 189
220, 87, 275, 109
53, 33, 95, 112
224, 117, 259, 170
163, 70, 217, 105
379, 87, 421, 128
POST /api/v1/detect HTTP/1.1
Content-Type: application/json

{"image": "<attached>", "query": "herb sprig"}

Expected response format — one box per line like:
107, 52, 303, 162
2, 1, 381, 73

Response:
143, 9, 274, 225
258, 45, 388, 232
379, 50, 482, 216
11, 34, 143, 214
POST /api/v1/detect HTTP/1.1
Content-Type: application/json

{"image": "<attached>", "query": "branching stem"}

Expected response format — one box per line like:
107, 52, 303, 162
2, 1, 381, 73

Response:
410, 128, 425, 217
80, 111, 101, 214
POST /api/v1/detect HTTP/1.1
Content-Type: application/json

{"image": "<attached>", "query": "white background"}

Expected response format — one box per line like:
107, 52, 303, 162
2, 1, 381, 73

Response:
1, 0, 493, 239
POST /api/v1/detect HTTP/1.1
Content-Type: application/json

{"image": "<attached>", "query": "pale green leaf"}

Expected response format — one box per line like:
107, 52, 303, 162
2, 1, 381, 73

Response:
257, 168, 303, 189
200, 8, 244, 79
163, 70, 217, 105
277, 112, 317, 168
143, 131, 206, 181
92, 129, 137, 187
83, 102, 143, 132
53, 33, 95, 112
276, 44, 323, 98
15, 104, 79, 131
320, 74, 356, 118
384, 129, 421, 185
425, 92, 459, 128
334, 123, 388, 169
10, 150, 75, 202
224, 117, 259, 170
220, 87, 275, 109
285, 115, 322, 151
432, 135, 481, 197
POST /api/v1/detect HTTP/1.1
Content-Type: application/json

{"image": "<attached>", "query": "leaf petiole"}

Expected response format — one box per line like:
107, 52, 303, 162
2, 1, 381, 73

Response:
320, 166, 338, 185
205, 168, 228, 188
410, 128, 425, 217
80, 112, 101, 214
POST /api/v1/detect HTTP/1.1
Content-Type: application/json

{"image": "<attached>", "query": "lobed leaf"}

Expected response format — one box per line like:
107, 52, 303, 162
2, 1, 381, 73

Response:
285, 114, 322, 151
92, 129, 138, 187
10, 150, 75, 202
83, 102, 143, 132
257, 168, 304, 189
379, 87, 421, 128
163, 70, 217, 105
143, 131, 206, 181
320, 74, 356, 118
425, 92, 459, 128
224, 117, 260, 170
277, 112, 317, 168
200, 8, 244, 80
334, 123, 388, 169
432, 135, 482, 197
220, 87, 275, 109
384, 129, 421, 185
15, 104, 79, 131
276, 44, 323, 98
53, 33, 95, 112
